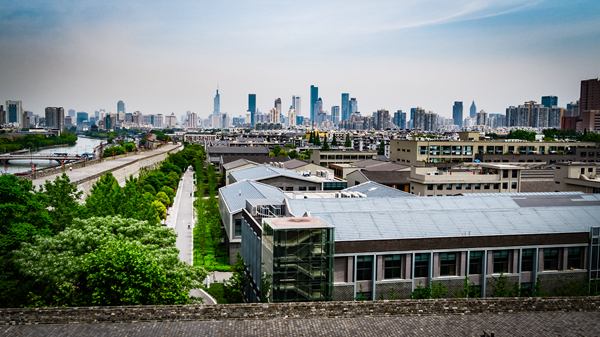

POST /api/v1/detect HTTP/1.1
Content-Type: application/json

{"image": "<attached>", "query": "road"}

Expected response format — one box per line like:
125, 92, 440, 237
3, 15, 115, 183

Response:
170, 168, 217, 305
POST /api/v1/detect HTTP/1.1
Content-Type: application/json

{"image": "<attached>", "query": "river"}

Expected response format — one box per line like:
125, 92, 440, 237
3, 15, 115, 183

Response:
1, 136, 106, 175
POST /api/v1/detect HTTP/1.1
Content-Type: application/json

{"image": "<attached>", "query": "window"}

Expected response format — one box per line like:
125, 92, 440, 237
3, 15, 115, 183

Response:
384, 255, 402, 279
484, 183, 490, 190
493, 250, 509, 273
419, 146, 428, 155
308, 186, 317, 191
440, 253, 456, 276
539, 146, 545, 154
503, 170, 509, 178
429, 145, 440, 156
502, 182, 508, 189
442, 146, 451, 155
512, 170, 518, 178
285, 186, 294, 191
234, 219, 242, 236
456, 183, 462, 190
521, 249, 534, 272
465, 183, 472, 190
581, 152, 587, 157
414, 253, 429, 278
544, 248, 559, 270
427, 184, 433, 190
493, 183, 500, 189
589, 168, 594, 173
469, 251, 483, 274
464, 146, 473, 155
508, 146, 514, 154
299, 186, 307, 191
356, 256, 373, 280
567, 247, 581, 270
511, 182, 517, 190
474, 183, 481, 190
437, 184, 443, 190
446, 183, 452, 190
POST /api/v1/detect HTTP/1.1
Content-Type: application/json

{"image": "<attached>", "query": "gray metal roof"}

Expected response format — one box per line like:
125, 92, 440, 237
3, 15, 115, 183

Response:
220, 180, 286, 212
343, 182, 417, 198
460, 191, 584, 197
207, 146, 269, 154
286, 194, 600, 242
230, 165, 314, 183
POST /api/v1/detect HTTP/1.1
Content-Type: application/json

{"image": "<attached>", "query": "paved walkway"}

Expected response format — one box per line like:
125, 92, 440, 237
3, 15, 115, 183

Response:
2, 311, 598, 336
30, 144, 180, 189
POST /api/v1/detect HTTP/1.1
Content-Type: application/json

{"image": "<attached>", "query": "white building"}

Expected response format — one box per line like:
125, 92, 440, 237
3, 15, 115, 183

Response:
270, 108, 280, 124
288, 108, 297, 127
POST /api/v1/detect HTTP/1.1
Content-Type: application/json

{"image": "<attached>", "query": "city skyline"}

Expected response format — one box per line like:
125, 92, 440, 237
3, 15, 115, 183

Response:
1, 1, 599, 121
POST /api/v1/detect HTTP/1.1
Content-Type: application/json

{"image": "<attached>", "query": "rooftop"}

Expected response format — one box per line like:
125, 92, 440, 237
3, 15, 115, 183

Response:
230, 165, 315, 183
207, 146, 270, 154
343, 182, 416, 198
264, 217, 334, 230
286, 193, 600, 242
219, 180, 286, 212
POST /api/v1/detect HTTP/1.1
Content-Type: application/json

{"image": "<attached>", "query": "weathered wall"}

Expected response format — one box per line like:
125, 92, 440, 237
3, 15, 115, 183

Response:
1, 297, 599, 325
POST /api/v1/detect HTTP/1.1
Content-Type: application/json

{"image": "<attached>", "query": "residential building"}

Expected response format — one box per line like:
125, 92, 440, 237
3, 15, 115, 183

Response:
165, 113, 177, 127
579, 78, 600, 131
0, 105, 4, 125
269, 108, 280, 124
186, 112, 198, 128
375, 109, 390, 130
553, 162, 600, 193
44, 107, 64, 130
310, 85, 318, 121
393, 110, 406, 129
476, 110, 488, 126
453, 102, 463, 128
288, 108, 297, 127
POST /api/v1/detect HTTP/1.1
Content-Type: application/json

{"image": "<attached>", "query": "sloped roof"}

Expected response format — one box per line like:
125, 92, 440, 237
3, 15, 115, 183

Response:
222, 159, 257, 171
207, 146, 269, 155
221, 155, 287, 166
230, 165, 314, 183
283, 159, 311, 169
286, 193, 600, 242
343, 181, 416, 198
220, 180, 286, 212
360, 170, 411, 184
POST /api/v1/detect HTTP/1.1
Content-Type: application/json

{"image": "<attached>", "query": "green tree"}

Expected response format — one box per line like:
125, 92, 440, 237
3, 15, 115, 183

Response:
378, 140, 385, 155
507, 130, 536, 141
223, 254, 248, 303
331, 136, 338, 147
273, 145, 282, 156
39, 173, 83, 233
85, 172, 121, 217
156, 192, 170, 207
288, 150, 298, 159
344, 134, 352, 147
152, 200, 167, 221
314, 132, 321, 146
160, 186, 176, 205
321, 137, 330, 151
209, 215, 223, 261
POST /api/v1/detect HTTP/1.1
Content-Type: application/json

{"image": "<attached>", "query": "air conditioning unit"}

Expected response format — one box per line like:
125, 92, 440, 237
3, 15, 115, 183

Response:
251, 206, 257, 216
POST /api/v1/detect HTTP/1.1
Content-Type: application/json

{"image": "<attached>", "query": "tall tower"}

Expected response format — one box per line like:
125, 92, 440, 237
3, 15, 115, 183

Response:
349, 98, 358, 115
470, 101, 476, 118
580, 78, 600, 131
453, 101, 463, 128
6, 100, 23, 126
541, 96, 558, 108
310, 85, 318, 121
248, 94, 256, 126
117, 100, 125, 114
45, 107, 65, 130
292, 95, 301, 116
275, 98, 282, 114
213, 88, 220, 116
341, 93, 349, 121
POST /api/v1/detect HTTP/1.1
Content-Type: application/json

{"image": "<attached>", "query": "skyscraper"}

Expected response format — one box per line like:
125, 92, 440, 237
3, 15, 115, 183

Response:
541, 96, 558, 108
349, 98, 358, 115
453, 101, 463, 128
275, 98, 282, 114
470, 101, 476, 118
45, 107, 65, 130
213, 88, 220, 116
0, 105, 5, 125
376, 109, 390, 130
6, 100, 23, 126
68, 109, 76, 117
288, 107, 297, 127
248, 94, 256, 126
76, 112, 88, 125
393, 110, 406, 129
331, 106, 340, 126
341, 93, 350, 121
310, 85, 318, 121
117, 100, 125, 114
292, 95, 301, 116
580, 78, 600, 131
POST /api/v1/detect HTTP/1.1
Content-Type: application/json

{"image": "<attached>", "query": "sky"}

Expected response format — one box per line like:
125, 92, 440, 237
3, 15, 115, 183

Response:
1, 0, 599, 121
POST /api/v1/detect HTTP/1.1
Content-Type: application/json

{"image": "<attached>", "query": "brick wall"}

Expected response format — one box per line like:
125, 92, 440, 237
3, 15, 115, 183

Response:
1, 297, 599, 325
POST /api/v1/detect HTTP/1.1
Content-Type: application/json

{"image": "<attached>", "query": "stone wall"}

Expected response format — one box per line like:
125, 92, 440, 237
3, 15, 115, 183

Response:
1, 297, 599, 325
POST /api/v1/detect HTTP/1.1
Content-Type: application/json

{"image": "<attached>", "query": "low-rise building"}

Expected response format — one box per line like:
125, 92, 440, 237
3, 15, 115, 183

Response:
554, 162, 600, 193
310, 149, 378, 168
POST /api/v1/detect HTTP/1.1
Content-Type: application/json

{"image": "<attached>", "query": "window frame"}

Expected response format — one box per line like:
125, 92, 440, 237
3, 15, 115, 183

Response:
469, 251, 483, 275
384, 254, 402, 279
356, 256, 373, 281
414, 253, 429, 278
521, 249, 534, 272
493, 250, 509, 274
544, 248, 559, 271
440, 252, 456, 276
234, 219, 242, 237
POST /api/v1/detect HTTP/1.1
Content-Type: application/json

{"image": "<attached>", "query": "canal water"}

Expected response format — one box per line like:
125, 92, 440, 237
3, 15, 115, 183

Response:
1, 136, 106, 175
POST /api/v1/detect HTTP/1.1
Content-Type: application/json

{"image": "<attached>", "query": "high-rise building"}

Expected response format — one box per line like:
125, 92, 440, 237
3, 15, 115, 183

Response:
275, 98, 282, 114
248, 94, 256, 126
165, 113, 177, 127
270, 108, 280, 124
476, 110, 489, 126
453, 101, 463, 128
6, 100, 23, 126
76, 112, 88, 125
292, 95, 301, 117
45, 107, 65, 130
541, 96, 558, 108
314, 98, 323, 118
68, 109, 76, 117
213, 88, 220, 116
310, 85, 318, 121
154, 114, 164, 128
331, 106, 340, 126
349, 98, 358, 115
117, 100, 125, 114
0, 105, 5, 125
580, 78, 600, 131
412, 107, 426, 130
376, 109, 390, 130
470, 101, 477, 119
186, 112, 198, 128
288, 107, 297, 127
341, 93, 350, 121
393, 110, 406, 129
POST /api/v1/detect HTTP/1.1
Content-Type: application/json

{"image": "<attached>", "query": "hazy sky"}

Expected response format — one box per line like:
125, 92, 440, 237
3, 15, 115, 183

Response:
1, 0, 599, 121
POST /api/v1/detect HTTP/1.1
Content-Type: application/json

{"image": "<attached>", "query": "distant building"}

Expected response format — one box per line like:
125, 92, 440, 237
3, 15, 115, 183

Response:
186, 112, 198, 128
341, 93, 350, 121
275, 98, 282, 115
476, 110, 488, 126
76, 112, 88, 125
310, 85, 318, 121
6, 100, 23, 126
453, 101, 463, 128
213, 88, 220, 116
117, 100, 125, 114
68, 109, 76, 117
249, 94, 256, 126
542, 96, 558, 108
579, 78, 600, 131
165, 113, 177, 128
470, 101, 477, 118
393, 110, 406, 129
45, 107, 64, 130
349, 98, 358, 115
0, 105, 5, 125
288, 108, 297, 127
292, 95, 301, 118
376, 109, 390, 130
331, 106, 340, 126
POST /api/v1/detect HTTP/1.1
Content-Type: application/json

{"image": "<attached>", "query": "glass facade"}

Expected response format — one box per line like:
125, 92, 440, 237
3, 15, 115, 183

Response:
262, 222, 334, 303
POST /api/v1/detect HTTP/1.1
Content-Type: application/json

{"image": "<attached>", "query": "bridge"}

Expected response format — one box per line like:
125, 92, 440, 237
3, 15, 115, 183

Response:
0, 153, 95, 165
